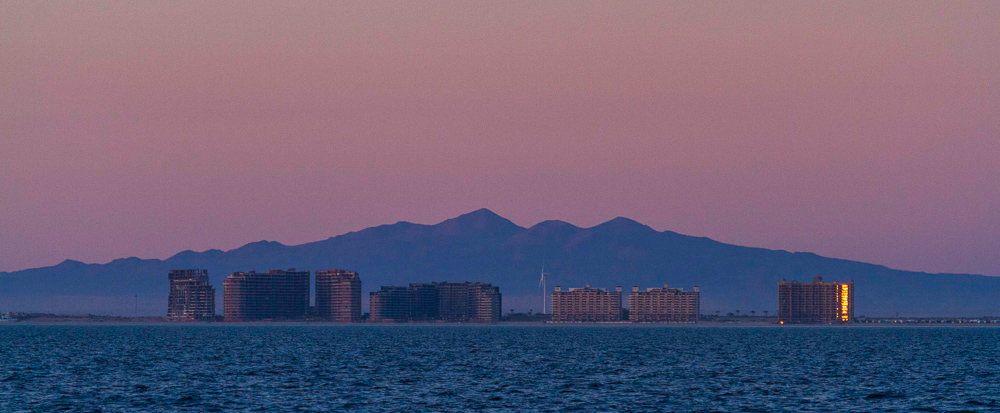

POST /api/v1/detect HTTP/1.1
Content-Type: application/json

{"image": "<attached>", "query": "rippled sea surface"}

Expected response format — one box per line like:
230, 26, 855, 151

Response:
2, 325, 1000, 412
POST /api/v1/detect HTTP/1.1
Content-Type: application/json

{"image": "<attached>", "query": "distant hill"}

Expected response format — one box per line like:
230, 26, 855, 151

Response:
1, 208, 998, 317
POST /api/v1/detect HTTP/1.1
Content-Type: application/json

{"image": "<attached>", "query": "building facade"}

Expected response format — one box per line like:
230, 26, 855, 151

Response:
628, 284, 700, 323
551, 284, 623, 322
223, 268, 310, 322
369, 282, 501, 323
437, 282, 471, 320
369, 286, 412, 322
778, 276, 854, 324
468, 283, 503, 323
315, 269, 362, 322
166, 269, 216, 321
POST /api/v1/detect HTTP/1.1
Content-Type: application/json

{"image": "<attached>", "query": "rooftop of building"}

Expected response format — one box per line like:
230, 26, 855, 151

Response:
779, 275, 854, 285
555, 283, 623, 293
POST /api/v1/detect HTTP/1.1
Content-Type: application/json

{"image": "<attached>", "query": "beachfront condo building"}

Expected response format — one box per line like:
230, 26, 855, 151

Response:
551, 284, 623, 322
166, 269, 216, 321
369, 282, 501, 323
223, 269, 310, 321
778, 276, 854, 324
628, 284, 700, 323
315, 269, 362, 322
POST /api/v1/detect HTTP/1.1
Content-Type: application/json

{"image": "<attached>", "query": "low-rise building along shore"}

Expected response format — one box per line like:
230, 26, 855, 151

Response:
551, 284, 623, 322
628, 284, 700, 323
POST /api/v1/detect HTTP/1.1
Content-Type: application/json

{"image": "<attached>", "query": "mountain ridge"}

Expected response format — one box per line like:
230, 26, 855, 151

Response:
1, 208, 997, 317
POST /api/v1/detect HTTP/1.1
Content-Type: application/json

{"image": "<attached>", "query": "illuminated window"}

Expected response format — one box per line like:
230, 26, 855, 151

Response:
840, 284, 849, 321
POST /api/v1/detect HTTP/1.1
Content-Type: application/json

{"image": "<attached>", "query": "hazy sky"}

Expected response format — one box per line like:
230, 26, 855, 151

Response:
2, 1, 998, 276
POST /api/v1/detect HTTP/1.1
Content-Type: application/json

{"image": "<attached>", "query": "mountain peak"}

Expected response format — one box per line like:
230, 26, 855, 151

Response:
229, 240, 288, 254
591, 217, 658, 234
593, 217, 656, 233
167, 249, 201, 261
433, 208, 523, 236
530, 220, 580, 230
56, 259, 86, 267
462, 208, 505, 220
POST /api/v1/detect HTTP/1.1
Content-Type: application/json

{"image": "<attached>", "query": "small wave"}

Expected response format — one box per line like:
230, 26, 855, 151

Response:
865, 392, 905, 400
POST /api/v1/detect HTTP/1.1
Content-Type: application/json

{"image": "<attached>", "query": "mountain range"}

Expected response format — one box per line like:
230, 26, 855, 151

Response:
2, 208, 998, 317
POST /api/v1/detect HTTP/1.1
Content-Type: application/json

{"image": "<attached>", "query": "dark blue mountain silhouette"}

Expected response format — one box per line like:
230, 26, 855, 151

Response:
1, 208, 997, 316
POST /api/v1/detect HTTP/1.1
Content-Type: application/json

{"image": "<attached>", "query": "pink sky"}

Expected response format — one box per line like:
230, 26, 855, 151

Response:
2, 1, 998, 276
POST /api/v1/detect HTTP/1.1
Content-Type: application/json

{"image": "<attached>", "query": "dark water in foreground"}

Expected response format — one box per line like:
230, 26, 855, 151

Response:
2, 326, 999, 412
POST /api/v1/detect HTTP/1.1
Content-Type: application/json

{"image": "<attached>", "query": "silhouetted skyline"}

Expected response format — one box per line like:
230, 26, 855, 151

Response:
3, 209, 999, 317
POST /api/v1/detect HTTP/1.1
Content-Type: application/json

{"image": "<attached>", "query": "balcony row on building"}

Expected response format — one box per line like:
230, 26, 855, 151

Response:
167, 268, 362, 322
550, 283, 701, 323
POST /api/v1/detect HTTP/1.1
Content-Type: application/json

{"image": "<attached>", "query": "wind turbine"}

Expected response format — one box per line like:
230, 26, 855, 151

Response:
539, 265, 549, 314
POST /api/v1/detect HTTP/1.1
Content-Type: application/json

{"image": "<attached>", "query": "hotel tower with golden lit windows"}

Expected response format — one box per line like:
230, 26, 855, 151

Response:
777, 276, 854, 324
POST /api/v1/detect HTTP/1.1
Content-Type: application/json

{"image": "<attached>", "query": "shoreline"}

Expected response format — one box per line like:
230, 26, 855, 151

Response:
5, 320, 1000, 327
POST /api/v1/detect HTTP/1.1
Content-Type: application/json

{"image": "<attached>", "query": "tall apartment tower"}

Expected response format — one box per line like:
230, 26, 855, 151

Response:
411, 283, 441, 320
223, 268, 310, 322
628, 284, 700, 323
550, 284, 623, 322
468, 282, 503, 323
315, 269, 362, 322
778, 276, 854, 324
369, 282, 502, 323
166, 269, 216, 321
369, 286, 412, 322
436, 282, 472, 320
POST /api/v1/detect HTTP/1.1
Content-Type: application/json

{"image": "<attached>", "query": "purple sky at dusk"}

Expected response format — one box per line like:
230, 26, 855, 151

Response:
2, 1, 999, 276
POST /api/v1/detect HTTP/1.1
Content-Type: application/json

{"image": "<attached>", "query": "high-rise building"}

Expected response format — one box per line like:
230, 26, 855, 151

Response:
628, 284, 700, 323
369, 286, 412, 322
551, 284, 623, 322
166, 269, 215, 321
436, 282, 471, 321
410, 283, 441, 320
223, 268, 310, 322
315, 269, 362, 322
369, 282, 501, 323
778, 276, 854, 324
468, 282, 503, 323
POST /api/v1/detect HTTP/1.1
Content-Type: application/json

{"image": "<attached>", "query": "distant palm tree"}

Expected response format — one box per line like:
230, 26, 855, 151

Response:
715, 310, 720, 317
751, 310, 756, 317
763, 310, 769, 317
735, 310, 741, 316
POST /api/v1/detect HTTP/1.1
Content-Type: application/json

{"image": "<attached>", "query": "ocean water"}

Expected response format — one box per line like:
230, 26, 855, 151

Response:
1, 325, 999, 412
